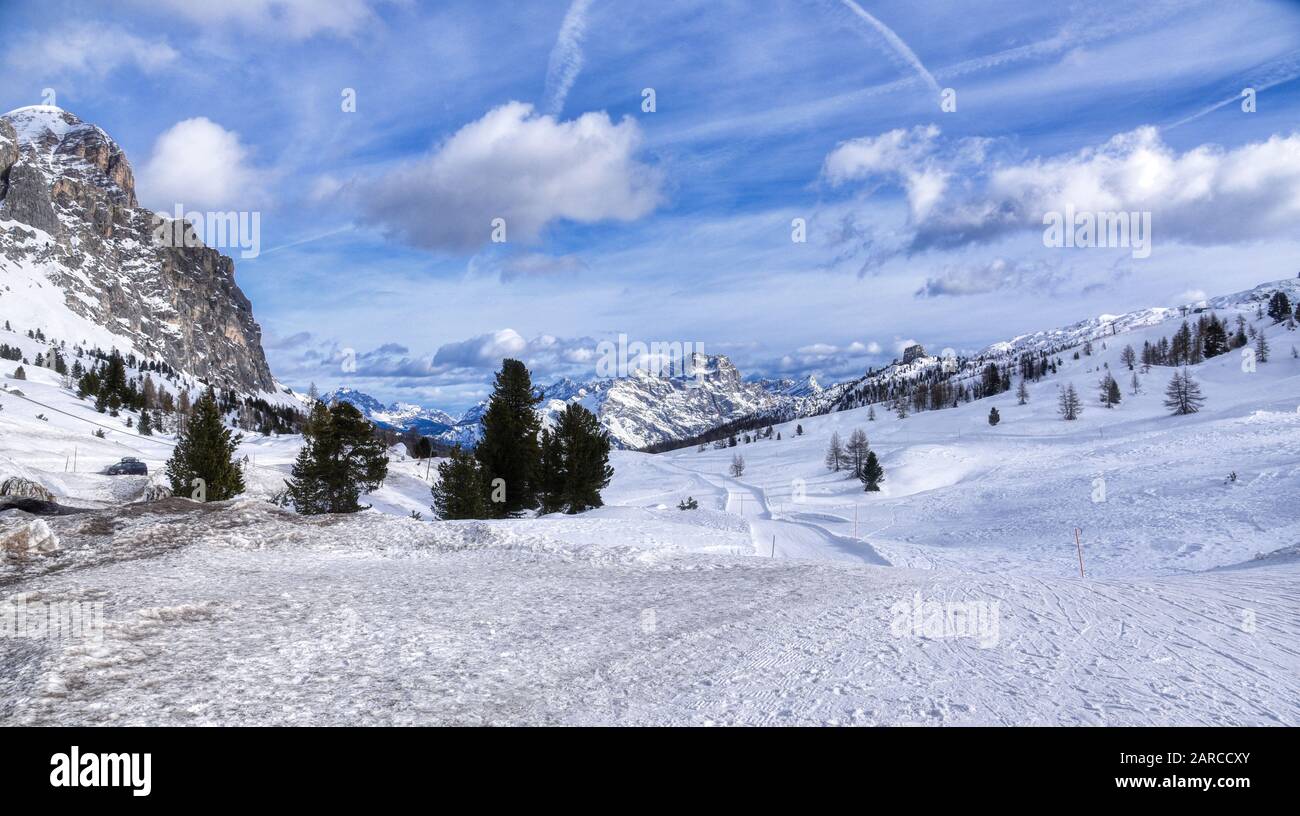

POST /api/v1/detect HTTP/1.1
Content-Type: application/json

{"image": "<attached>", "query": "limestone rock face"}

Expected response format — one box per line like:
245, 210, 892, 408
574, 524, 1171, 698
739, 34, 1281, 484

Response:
0, 106, 275, 393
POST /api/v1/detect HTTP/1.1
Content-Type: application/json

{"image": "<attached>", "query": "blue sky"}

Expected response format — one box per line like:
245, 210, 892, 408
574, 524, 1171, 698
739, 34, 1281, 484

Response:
4, 0, 1300, 411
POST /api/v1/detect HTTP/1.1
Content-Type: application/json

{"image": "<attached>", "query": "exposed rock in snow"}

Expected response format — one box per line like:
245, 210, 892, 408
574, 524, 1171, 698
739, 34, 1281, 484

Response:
0, 516, 59, 555
0, 476, 55, 503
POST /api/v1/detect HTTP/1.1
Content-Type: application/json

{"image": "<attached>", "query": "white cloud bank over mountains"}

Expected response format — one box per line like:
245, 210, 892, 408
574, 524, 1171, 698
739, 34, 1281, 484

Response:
824, 123, 1300, 267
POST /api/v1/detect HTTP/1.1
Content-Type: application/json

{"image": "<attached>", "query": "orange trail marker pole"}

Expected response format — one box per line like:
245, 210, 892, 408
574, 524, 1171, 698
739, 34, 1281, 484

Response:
1075, 527, 1086, 578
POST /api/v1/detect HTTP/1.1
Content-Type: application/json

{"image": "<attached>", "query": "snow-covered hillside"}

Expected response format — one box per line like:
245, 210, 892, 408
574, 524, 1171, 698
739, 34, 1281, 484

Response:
2, 278, 1298, 725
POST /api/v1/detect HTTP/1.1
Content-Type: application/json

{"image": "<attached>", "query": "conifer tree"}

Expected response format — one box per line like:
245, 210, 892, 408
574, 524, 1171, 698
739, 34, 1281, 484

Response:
729, 453, 745, 478
1163, 369, 1205, 415
988, 406, 1000, 425
845, 429, 869, 478
1098, 374, 1121, 408
824, 430, 844, 471
476, 359, 542, 517
1058, 383, 1083, 420
1120, 344, 1137, 370
1267, 291, 1292, 323
1016, 379, 1029, 405
431, 446, 489, 519
138, 409, 153, 436
860, 450, 884, 492
536, 403, 613, 514
285, 401, 388, 514
165, 388, 244, 501
1255, 331, 1270, 363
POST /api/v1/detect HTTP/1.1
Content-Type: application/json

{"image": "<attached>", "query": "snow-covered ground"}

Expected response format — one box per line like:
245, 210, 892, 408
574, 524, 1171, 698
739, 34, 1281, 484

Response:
2, 297, 1299, 725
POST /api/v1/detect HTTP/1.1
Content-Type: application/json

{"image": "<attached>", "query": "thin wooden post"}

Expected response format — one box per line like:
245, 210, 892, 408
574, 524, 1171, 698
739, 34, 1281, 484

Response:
1075, 527, 1086, 578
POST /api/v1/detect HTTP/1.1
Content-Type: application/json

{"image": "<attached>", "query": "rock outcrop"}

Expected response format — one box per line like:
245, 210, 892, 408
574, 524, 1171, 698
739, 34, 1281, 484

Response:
0, 106, 275, 393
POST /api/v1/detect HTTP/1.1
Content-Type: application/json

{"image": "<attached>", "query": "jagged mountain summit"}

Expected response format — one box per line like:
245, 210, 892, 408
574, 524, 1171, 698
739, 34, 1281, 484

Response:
0, 106, 277, 395
320, 387, 459, 437
329, 353, 829, 450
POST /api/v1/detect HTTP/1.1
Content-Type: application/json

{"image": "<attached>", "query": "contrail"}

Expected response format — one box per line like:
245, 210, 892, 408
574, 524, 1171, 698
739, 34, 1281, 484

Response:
1165, 50, 1300, 130
257, 224, 355, 256
838, 0, 941, 97
542, 0, 595, 116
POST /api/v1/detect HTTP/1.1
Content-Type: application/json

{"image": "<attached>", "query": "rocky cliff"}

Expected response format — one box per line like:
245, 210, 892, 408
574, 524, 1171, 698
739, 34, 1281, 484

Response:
0, 106, 275, 393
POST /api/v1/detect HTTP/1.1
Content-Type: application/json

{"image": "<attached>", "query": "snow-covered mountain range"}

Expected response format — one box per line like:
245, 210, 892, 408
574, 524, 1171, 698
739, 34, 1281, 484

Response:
326, 353, 838, 449
326, 279, 1300, 449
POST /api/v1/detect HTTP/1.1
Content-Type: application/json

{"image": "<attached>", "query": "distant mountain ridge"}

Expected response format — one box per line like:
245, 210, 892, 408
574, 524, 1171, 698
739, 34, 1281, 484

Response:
326, 277, 1300, 449
326, 353, 833, 449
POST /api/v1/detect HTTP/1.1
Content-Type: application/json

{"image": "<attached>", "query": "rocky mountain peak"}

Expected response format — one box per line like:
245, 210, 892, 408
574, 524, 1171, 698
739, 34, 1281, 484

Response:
0, 107, 275, 394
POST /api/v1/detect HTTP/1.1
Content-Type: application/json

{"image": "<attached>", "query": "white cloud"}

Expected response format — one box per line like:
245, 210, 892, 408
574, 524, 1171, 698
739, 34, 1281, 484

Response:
7, 23, 178, 76
823, 125, 948, 220
146, 0, 380, 39
139, 118, 266, 211
909, 126, 1300, 253
433, 329, 529, 368
915, 257, 1068, 298
359, 102, 662, 251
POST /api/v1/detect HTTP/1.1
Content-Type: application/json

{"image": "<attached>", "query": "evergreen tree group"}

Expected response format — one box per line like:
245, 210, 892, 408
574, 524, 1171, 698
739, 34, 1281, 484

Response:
432, 359, 612, 519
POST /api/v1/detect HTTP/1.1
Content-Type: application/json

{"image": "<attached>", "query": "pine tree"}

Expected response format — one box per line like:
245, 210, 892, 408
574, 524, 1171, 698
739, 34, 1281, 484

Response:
537, 403, 613, 514
1016, 379, 1029, 405
1120, 344, 1137, 370
165, 388, 244, 501
1098, 374, 1121, 408
285, 401, 389, 514
1058, 383, 1083, 420
1130, 372, 1140, 396
867, 405, 876, 421
431, 446, 489, 519
99, 352, 128, 412
795, 424, 803, 436
845, 429, 869, 478
824, 431, 844, 471
860, 450, 884, 492
1202, 318, 1228, 358
988, 406, 1000, 425
1255, 331, 1270, 363
729, 453, 745, 478
894, 399, 908, 419
138, 409, 153, 436
12, 365, 25, 380
1267, 291, 1292, 323
475, 359, 542, 517
1163, 369, 1205, 415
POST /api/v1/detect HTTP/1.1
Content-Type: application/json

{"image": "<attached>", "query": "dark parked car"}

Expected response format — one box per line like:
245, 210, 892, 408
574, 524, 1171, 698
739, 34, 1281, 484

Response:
105, 457, 148, 476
